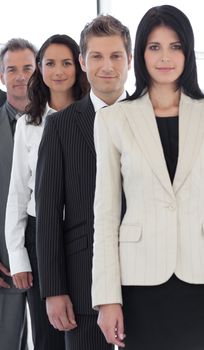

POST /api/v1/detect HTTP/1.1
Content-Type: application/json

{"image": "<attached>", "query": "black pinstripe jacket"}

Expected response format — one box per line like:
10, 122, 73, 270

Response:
35, 94, 97, 315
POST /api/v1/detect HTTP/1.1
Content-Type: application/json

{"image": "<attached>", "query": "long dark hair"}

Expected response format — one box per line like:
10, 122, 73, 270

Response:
26, 34, 89, 124
129, 5, 204, 100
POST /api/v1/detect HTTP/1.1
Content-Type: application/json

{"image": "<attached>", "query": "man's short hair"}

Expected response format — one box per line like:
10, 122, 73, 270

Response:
80, 14, 132, 58
0, 38, 37, 72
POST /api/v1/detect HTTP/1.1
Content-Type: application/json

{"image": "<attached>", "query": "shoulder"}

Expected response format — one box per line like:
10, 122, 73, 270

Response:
96, 99, 140, 125
180, 93, 204, 116
0, 103, 8, 123
0, 90, 6, 107
46, 94, 93, 127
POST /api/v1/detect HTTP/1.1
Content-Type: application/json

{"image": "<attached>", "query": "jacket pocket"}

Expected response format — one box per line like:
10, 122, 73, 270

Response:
119, 224, 142, 242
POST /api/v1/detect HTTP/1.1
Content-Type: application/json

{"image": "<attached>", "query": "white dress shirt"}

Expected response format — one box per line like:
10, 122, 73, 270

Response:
90, 89, 127, 112
5, 104, 56, 275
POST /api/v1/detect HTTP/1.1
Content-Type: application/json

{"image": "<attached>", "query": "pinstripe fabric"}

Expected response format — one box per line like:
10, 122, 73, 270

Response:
36, 95, 97, 315
65, 315, 112, 350
36, 94, 114, 349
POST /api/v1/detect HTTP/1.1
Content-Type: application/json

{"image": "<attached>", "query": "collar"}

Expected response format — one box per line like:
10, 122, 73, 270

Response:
90, 90, 127, 112
41, 103, 56, 124
5, 101, 23, 122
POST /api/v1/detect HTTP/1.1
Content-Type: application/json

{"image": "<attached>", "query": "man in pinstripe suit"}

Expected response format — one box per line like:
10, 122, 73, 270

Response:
35, 15, 132, 350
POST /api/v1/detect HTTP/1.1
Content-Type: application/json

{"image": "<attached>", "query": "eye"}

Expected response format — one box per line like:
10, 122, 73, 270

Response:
46, 61, 54, 67
24, 66, 33, 72
91, 54, 102, 59
171, 43, 182, 50
63, 60, 73, 67
147, 44, 160, 51
7, 67, 16, 73
111, 54, 122, 59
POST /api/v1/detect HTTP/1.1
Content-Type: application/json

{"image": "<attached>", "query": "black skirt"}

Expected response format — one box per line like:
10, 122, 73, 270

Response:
121, 274, 204, 350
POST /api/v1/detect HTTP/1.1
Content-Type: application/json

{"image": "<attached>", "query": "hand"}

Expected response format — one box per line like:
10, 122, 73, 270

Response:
12, 272, 33, 289
46, 294, 77, 331
0, 261, 11, 288
98, 304, 125, 348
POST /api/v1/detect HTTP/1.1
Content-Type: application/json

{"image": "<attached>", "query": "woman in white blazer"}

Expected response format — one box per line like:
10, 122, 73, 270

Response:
92, 5, 204, 350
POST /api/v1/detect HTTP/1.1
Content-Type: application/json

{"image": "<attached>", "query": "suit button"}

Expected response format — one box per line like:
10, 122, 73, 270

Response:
168, 204, 175, 210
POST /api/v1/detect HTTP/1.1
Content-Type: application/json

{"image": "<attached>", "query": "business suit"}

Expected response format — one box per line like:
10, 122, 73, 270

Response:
0, 90, 6, 105
36, 94, 113, 350
0, 103, 27, 350
92, 92, 204, 306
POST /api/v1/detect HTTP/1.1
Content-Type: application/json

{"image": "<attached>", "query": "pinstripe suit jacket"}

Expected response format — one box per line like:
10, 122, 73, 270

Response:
36, 94, 98, 315
92, 92, 204, 308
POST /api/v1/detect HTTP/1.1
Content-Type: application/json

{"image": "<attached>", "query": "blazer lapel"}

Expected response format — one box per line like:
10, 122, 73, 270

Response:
75, 95, 96, 157
173, 93, 204, 193
122, 93, 175, 199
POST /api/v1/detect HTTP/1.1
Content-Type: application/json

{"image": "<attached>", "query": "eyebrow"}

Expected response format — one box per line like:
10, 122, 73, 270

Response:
5, 64, 34, 70
147, 40, 181, 44
89, 50, 124, 54
44, 58, 74, 61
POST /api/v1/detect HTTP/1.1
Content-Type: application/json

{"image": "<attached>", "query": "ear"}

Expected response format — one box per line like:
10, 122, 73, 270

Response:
79, 53, 86, 72
128, 53, 132, 70
0, 72, 5, 85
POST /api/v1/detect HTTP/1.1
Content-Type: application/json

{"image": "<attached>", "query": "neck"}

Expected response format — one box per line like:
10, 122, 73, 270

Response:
49, 91, 74, 111
149, 85, 181, 117
94, 89, 124, 106
7, 95, 29, 113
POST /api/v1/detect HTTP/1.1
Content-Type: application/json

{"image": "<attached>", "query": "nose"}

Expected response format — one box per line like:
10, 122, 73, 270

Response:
101, 58, 114, 72
54, 65, 64, 76
16, 72, 26, 81
161, 57, 170, 63
160, 49, 170, 63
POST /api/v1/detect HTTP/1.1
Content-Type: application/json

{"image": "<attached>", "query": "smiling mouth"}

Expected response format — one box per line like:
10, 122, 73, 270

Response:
156, 67, 174, 71
98, 76, 116, 79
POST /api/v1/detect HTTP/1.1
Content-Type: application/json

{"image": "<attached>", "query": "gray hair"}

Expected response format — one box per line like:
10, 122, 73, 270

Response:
0, 38, 37, 72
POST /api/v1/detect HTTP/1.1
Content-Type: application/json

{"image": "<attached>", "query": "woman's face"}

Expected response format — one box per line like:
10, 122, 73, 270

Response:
40, 43, 76, 94
144, 25, 185, 88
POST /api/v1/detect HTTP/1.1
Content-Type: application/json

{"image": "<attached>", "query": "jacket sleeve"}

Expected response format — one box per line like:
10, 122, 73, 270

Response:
92, 109, 122, 309
5, 117, 31, 275
35, 115, 67, 298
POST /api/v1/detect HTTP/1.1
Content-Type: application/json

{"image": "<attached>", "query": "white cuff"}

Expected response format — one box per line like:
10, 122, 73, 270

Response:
9, 248, 32, 275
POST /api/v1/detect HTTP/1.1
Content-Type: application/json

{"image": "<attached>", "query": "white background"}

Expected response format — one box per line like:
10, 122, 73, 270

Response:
1, 1, 204, 348
1, 0, 204, 93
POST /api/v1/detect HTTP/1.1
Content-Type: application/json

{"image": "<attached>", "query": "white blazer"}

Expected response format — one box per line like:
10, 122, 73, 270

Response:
92, 92, 204, 308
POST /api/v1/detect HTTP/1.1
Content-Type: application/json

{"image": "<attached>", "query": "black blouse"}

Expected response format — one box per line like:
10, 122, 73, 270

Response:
156, 116, 178, 183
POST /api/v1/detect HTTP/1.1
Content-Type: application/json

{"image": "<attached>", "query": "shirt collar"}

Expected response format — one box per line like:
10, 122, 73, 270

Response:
5, 101, 23, 121
41, 103, 56, 123
90, 90, 127, 113
45, 102, 56, 116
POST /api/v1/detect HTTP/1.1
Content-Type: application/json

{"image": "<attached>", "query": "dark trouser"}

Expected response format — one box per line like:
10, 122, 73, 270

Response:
0, 292, 27, 350
65, 314, 114, 350
25, 215, 65, 350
